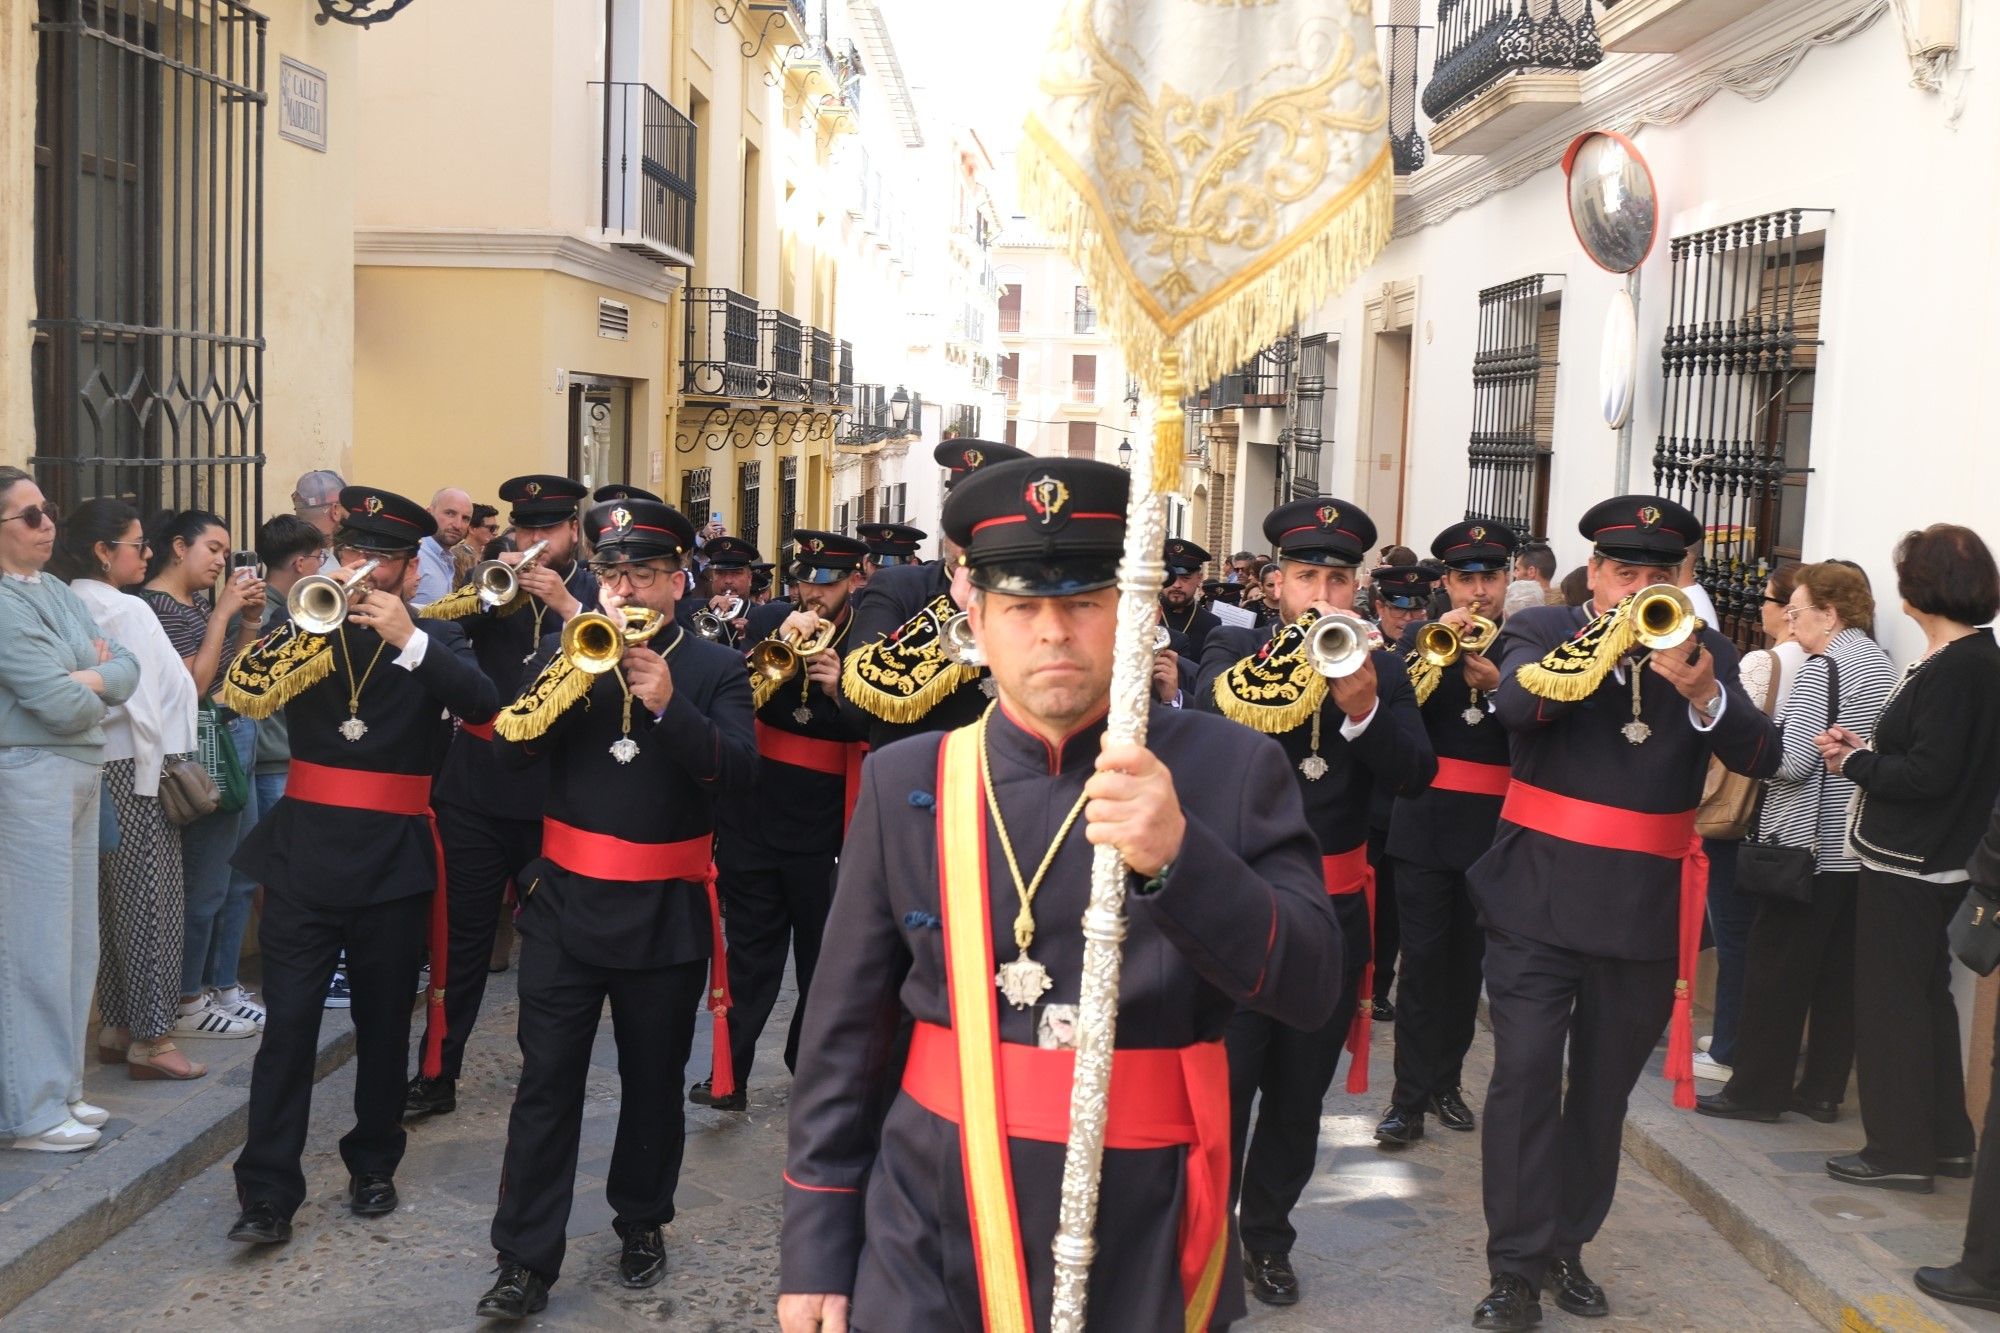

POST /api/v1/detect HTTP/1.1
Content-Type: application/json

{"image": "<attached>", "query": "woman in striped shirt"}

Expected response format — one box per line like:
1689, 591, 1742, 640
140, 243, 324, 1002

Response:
1697, 562, 1896, 1125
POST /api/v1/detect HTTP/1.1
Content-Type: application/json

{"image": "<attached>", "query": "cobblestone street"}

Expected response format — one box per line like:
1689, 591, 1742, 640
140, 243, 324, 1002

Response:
7, 970, 1819, 1331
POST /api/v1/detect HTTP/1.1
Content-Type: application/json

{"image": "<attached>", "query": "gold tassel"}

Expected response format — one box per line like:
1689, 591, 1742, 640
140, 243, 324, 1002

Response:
1513, 603, 1642, 702
1407, 654, 1443, 707
1152, 349, 1184, 497
493, 655, 594, 742
749, 668, 783, 713
417, 580, 486, 621
220, 625, 333, 720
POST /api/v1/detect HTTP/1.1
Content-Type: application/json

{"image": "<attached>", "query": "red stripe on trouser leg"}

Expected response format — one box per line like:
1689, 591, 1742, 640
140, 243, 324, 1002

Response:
704, 862, 736, 1099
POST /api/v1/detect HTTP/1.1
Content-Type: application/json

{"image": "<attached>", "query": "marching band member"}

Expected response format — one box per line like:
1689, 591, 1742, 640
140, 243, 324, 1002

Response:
403, 474, 597, 1121
1195, 496, 1435, 1309
1375, 522, 1514, 1147
1467, 496, 1776, 1330
837, 440, 1027, 748
476, 497, 756, 1318
221, 488, 496, 1245
855, 520, 928, 575
689, 530, 871, 1112
689, 535, 759, 645
1365, 561, 1440, 1022
1158, 536, 1220, 661
778, 457, 1339, 1333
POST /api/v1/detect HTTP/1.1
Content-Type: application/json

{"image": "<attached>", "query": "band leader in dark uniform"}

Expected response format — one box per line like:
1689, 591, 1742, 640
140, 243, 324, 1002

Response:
404, 474, 597, 1122
473, 498, 756, 1319
689, 530, 871, 1113
1194, 497, 1435, 1310
836, 440, 1027, 748
1363, 561, 1438, 1025
778, 458, 1339, 1333
1375, 523, 1514, 1149
1466, 496, 1777, 1331
220, 487, 497, 1246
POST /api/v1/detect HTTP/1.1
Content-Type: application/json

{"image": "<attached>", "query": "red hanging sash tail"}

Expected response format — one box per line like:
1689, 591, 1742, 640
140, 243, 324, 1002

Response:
1498, 780, 1709, 1109
285, 760, 451, 1078
538, 818, 736, 1098
753, 720, 870, 831
1321, 844, 1376, 1094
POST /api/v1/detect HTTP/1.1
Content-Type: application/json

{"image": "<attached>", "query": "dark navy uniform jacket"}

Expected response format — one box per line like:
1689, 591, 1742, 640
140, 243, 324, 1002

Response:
780, 704, 1339, 1330
233, 619, 496, 910
1195, 625, 1436, 975
723, 598, 866, 859
494, 623, 756, 971
431, 560, 598, 822
837, 560, 990, 750
1386, 618, 1515, 872
1468, 603, 1779, 961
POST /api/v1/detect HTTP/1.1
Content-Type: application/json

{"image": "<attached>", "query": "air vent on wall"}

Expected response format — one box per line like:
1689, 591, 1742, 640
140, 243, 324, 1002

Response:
597, 298, 630, 340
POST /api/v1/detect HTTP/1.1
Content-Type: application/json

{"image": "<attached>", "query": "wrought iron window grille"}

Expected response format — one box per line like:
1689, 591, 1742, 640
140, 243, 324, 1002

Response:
1422, 0, 1602, 126
685, 287, 763, 399
756, 308, 807, 403
809, 327, 835, 405
1283, 334, 1331, 502
593, 82, 696, 265
1654, 208, 1830, 647
1465, 275, 1560, 541
779, 455, 798, 551
681, 465, 713, 523
738, 460, 761, 554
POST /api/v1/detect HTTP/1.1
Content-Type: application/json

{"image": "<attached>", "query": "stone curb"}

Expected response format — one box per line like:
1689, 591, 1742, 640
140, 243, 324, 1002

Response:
0, 1021, 358, 1320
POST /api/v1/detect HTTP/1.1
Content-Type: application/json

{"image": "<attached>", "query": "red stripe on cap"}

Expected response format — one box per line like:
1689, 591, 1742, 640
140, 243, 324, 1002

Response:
969, 512, 1122, 535
1280, 524, 1365, 544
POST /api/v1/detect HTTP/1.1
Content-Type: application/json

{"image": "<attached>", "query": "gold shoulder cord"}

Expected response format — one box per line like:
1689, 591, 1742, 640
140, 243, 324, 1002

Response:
220, 623, 333, 720
840, 593, 980, 724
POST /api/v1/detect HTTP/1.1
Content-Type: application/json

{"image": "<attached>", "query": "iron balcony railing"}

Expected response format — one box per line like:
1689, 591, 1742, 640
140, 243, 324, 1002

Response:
1074, 288, 1097, 334
837, 339, 854, 407
684, 288, 761, 398
1379, 24, 1428, 175
947, 404, 981, 438
809, 327, 835, 404
1422, 0, 1602, 126
594, 81, 696, 264
758, 308, 806, 403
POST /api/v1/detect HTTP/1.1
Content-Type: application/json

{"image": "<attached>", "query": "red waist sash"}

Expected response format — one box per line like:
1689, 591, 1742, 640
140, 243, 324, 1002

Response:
1499, 779, 1709, 1109
538, 818, 738, 1101
459, 719, 494, 742
753, 720, 868, 829
902, 1020, 1229, 1321
1432, 755, 1511, 798
1323, 845, 1376, 1094
285, 760, 450, 1079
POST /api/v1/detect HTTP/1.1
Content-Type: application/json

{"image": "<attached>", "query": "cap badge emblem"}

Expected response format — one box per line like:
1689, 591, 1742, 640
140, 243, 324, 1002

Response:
963, 449, 984, 470
609, 507, 632, 533
525, 481, 543, 498
1469, 525, 1486, 542
806, 537, 824, 553
1638, 505, 1662, 528
1316, 504, 1340, 528
362, 495, 384, 516
1027, 475, 1071, 526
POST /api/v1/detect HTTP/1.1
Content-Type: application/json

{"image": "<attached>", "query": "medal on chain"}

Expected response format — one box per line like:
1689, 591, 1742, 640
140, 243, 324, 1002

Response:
978, 712, 1089, 1010
334, 625, 389, 743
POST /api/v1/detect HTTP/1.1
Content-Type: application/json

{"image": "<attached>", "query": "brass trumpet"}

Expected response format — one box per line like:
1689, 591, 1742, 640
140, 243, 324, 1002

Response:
692, 594, 744, 642
1302, 611, 1376, 679
1630, 583, 1700, 651
746, 617, 839, 686
562, 606, 666, 674
1413, 612, 1499, 668
287, 560, 381, 635
939, 610, 985, 668
468, 540, 549, 610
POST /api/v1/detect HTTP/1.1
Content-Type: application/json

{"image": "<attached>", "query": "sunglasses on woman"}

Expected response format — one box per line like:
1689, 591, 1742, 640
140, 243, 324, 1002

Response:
1, 502, 59, 529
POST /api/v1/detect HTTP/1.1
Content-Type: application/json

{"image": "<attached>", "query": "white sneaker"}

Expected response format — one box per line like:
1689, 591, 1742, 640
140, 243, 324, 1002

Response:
210, 987, 267, 1029
172, 999, 258, 1040
67, 1100, 110, 1128
1697, 1035, 1713, 1054
1691, 1051, 1732, 1081
9, 1117, 100, 1153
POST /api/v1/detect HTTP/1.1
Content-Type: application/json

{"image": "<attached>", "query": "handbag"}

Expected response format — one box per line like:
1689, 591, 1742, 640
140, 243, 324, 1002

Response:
198, 699, 249, 816
1696, 651, 1784, 840
1738, 657, 1840, 904
1950, 883, 2000, 976
158, 755, 221, 826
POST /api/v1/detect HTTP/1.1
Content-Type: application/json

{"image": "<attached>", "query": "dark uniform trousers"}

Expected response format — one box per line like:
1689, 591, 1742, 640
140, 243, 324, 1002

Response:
432, 801, 541, 1079
1227, 958, 1366, 1254
717, 841, 836, 1084
1480, 927, 1674, 1284
1388, 861, 1486, 1111
491, 932, 707, 1283
235, 891, 429, 1215
1369, 828, 1399, 1008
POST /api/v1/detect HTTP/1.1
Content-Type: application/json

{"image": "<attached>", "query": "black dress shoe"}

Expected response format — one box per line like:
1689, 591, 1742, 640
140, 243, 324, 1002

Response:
1375, 1105, 1426, 1147
1937, 1155, 1975, 1180
1243, 1250, 1300, 1306
1470, 1273, 1542, 1330
1430, 1088, 1476, 1132
1789, 1095, 1840, 1124
1695, 1090, 1780, 1122
476, 1262, 550, 1321
349, 1173, 398, 1217
619, 1223, 666, 1288
1370, 998, 1396, 1022
226, 1200, 292, 1245
402, 1074, 456, 1120
1827, 1152, 1934, 1194
1547, 1257, 1608, 1318
1915, 1264, 2000, 1314
687, 1078, 747, 1111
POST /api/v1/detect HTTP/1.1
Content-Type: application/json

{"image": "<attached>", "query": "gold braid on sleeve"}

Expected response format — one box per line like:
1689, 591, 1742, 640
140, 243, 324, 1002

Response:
492, 653, 595, 741
1211, 615, 1328, 734
220, 623, 333, 719
1512, 601, 1642, 702
1407, 651, 1444, 707
839, 594, 980, 725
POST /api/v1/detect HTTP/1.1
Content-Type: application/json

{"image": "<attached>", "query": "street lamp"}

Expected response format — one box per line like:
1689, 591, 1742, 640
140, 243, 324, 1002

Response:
889, 385, 911, 431
1117, 437, 1133, 470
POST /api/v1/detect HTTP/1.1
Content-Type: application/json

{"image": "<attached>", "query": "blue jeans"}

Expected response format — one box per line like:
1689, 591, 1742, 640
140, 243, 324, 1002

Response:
0, 748, 101, 1137
1704, 838, 1753, 1066
222, 767, 289, 988
179, 715, 256, 997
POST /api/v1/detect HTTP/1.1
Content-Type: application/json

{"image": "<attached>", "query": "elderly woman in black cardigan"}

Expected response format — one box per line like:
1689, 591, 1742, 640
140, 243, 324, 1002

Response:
1816, 524, 2000, 1195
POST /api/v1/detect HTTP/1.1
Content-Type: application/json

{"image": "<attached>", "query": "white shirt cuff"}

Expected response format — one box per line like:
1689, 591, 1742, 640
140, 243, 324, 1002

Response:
1338, 698, 1379, 740
1689, 689, 1726, 731
394, 628, 430, 671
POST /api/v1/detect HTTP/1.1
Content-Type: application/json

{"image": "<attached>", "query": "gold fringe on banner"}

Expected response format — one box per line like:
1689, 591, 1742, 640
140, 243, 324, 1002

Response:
1211, 617, 1328, 734
1513, 603, 1643, 703
839, 595, 981, 725
221, 624, 333, 719
493, 654, 594, 742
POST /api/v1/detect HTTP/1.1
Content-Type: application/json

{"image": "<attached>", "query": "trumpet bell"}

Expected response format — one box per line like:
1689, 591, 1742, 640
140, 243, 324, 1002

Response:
939, 611, 985, 668
286, 559, 380, 635
692, 611, 731, 641
1303, 611, 1373, 679
1414, 613, 1499, 668
562, 606, 663, 674
1152, 624, 1173, 655
471, 539, 549, 610
1632, 583, 1699, 651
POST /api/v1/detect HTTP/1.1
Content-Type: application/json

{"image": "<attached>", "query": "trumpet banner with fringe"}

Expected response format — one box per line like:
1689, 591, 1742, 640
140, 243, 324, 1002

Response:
1020, 0, 1391, 493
